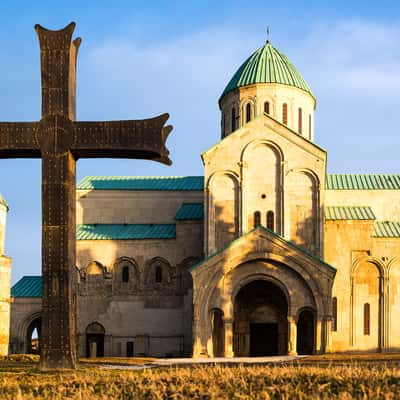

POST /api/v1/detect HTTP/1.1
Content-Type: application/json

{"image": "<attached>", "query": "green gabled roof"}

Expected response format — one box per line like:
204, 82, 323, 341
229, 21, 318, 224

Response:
221, 42, 314, 100
190, 225, 335, 272
77, 224, 176, 240
373, 221, 400, 238
78, 176, 204, 191
325, 206, 376, 221
326, 174, 400, 190
11, 276, 42, 298
175, 203, 204, 220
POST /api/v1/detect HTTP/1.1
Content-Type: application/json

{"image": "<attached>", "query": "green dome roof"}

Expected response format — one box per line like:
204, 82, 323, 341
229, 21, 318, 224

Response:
221, 42, 314, 100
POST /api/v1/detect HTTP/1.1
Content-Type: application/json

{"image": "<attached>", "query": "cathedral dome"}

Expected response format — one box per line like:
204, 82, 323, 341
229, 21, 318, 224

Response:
220, 41, 314, 100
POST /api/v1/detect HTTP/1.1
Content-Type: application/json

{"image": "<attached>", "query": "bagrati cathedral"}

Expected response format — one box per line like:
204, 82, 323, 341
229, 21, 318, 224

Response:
3, 38, 400, 358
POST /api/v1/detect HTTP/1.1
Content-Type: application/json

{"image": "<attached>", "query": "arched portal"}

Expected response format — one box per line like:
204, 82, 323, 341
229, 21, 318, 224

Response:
86, 322, 105, 358
211, 309, 224, 357
26, 317, 41, 354
297, 309, 315, 355
233, 280, 288, 356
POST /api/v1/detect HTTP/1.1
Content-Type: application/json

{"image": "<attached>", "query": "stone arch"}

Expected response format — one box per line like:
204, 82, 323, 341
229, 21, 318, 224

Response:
19, 312, 42, 354
145, 257, 172, 288
177, 257, 199, 294
387, 257, 400, 348
286, 169, 320, 252
239, 96, 257, 126
86, 322, 105, 358
296, 307, 316, 355
241, 140, 284, 234
258, 95, 274, 116
85, 261, 106, 276
207, 171, 239, 253
112, 257, 140, 293
351, 258, 383, 350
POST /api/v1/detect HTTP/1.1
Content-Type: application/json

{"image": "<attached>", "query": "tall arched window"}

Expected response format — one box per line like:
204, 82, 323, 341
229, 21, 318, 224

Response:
122, 266, 129, 283
264, 101, 270, 114
246, 103, 251, 123
231, 108, 236, 132
308, 114, 312, 139
282, 103, 288, 125
155, 266, 163, 283
298, 107, 302, 134
253, 211, 261, 227
364, 303, 370, 335
332, 297, 337, 331
266, 211, 274, 231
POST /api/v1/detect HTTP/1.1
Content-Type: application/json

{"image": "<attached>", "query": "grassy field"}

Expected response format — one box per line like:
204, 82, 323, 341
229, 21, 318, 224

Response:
0, 355, 399, 399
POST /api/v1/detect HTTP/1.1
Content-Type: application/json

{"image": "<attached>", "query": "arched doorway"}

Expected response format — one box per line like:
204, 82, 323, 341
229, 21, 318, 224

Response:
233, 280, 288, 356
211, 309, 224, 357
86, 322, 105, 358
26, 317, 41, 354
297, 309, 315, 355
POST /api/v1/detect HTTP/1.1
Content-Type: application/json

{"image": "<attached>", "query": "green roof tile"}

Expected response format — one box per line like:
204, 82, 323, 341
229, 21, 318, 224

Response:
11, 276, 42, 298
325, 206, 376, 220
175, 203, 204, 220
373, 221, 400, 238
78, 176, 204, 191
77, 224, 176, 240
326, 174, 400, 190
221, 42, 314, 100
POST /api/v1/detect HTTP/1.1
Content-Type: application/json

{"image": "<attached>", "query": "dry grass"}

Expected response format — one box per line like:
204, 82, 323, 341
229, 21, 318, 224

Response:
0, 360, 399, 399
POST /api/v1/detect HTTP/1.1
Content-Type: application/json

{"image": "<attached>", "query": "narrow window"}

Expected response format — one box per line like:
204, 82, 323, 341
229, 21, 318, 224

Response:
122, 266, 129, 283
155, 266, 163, 283
253, 211, 261, 227
298, 107, 302, 134
231, 108, 236, 132
246, 103, 251, 123
364, 303, 370, 335
266, 211, 274, 231
282, 103, 288, 125
264, 101, 270, 114
308, 114, 312, 139
332, 297, 337, 332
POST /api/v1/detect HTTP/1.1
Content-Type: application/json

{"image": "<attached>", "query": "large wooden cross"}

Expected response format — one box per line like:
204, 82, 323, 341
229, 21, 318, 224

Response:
0, 23, 172, 369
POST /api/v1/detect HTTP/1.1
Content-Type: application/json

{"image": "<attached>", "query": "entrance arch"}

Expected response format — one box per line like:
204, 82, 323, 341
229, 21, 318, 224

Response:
233, 279, 288, 356
297, 309, 315, 355
86, 322, 105, 358
26, 317, 41, 354
211, 309, 224, 357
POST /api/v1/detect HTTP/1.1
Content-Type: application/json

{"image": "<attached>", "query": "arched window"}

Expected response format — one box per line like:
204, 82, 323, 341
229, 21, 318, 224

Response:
308, 114, 312, 138
253, 211, 261, 227
264, 101, 270, 114
155, 266, 163, 283
282, 103, 288, 125
332, 297, 337, 332
231, 108, 236, 132
266, 211, 274, 231
246, 103, 251, 123
122, 266, 129, 283
364, 303, 370, 335
298, 107, 302, 134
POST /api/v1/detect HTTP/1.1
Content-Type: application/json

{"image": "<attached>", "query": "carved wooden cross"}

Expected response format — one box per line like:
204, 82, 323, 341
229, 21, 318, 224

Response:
0, 23, 172, 369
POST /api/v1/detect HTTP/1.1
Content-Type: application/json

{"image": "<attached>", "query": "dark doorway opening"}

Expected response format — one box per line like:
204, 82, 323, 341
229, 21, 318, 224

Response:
26, 317, 41, 354
86, 322, 105, 358
211, 309, 225, 357
250, 323, 278, 356
126, 341, 134, 357
297, 309, 315, 355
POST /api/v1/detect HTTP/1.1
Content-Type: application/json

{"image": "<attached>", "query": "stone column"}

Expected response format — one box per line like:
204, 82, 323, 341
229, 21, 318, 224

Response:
324, 318, 332, 353
315, 319, 322, 353
287, 316, 297, 355
0, 256, 11, 355
224, 319, 234, 357
192, 317, 208, 357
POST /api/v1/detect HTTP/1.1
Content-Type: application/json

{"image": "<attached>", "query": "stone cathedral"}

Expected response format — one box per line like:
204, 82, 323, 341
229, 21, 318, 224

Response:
6, 39, 400, 358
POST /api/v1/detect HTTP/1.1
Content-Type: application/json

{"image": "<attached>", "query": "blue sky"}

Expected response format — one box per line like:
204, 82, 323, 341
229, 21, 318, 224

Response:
1, 1, 400, 283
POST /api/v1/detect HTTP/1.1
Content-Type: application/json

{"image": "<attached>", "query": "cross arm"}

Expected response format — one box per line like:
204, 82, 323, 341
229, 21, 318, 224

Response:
73, 113, 172, 165
0, 122, 40, 158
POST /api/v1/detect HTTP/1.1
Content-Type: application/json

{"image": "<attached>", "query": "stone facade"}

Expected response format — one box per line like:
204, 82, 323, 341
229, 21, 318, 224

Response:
8, 39, 400, 358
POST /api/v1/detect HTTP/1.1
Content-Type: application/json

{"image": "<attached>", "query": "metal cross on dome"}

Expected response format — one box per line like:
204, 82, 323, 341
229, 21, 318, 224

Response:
0, 22, 172, 369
